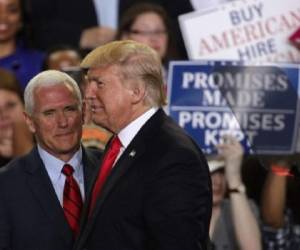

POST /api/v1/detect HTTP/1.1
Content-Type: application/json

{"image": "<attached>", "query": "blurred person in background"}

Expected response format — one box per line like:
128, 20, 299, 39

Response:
140, 0, 236, 58
42, 44, 85, 94
0, 68, 34, 167
0, 0, 44, 89
261, 35, 300, 249
28, 0, 142, 52
117, 2, 179, 88
261, 156, 300, 249
208, 135, 261, 250
42, 44, 82, 72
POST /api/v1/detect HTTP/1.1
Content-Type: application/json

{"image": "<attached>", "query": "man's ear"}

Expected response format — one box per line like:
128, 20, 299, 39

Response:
130, 83, 146, 104
23, 111, 36, 134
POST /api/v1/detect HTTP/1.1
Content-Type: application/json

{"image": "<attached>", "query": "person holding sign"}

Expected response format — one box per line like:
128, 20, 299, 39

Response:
208, 135, 262, 250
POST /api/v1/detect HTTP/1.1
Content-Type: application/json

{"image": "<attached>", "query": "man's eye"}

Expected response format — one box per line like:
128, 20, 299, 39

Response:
96, 80, 104, 88
43, 110, 54, 116
65, 106, 77, 112
5, 102, 17, 110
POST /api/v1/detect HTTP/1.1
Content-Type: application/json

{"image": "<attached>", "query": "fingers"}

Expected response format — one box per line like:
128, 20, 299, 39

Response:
216, 135, 244, 159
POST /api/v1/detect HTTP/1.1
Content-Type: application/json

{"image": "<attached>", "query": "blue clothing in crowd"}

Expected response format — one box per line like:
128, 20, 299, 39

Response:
0, 46, 44, 90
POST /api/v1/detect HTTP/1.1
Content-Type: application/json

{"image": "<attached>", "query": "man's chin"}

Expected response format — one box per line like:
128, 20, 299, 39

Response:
56, 143, 80, 154
92, 118, 109, 130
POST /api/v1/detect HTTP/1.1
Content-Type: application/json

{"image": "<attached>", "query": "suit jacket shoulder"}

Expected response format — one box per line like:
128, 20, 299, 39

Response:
75, 109, 212, 250
0, 146, 102, 250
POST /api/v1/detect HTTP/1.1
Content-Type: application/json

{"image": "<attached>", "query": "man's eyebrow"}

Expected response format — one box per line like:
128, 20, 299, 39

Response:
86, 75, 98, 81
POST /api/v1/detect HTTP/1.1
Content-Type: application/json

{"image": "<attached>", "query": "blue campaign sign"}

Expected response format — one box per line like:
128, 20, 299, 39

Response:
167, 61, 300, 154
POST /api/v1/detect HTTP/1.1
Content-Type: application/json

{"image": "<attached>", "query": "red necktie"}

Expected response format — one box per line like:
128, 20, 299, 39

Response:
62, 164, 83, 237
89, 136, 121, 214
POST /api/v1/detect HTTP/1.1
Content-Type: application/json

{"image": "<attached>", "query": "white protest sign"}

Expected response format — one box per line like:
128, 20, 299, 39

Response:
179, 0, 300, 63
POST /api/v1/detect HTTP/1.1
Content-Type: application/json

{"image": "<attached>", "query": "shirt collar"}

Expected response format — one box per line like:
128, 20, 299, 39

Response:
37, 145, 83, 183
118, 107, 158, 148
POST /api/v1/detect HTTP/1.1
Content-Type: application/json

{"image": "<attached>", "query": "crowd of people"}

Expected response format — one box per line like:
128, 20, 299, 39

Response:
0, 0, 300, 249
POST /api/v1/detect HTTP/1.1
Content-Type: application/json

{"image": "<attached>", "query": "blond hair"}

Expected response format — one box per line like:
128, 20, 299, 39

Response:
81, 40, 166, 106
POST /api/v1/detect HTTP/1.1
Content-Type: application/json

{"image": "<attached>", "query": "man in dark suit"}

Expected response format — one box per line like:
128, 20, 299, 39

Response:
0, 70, 101, 250
74, 40, 212, 250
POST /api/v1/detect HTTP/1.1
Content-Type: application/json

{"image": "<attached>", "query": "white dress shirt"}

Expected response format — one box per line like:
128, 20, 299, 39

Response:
38, 145, 85, 205
115, 107, 158, 163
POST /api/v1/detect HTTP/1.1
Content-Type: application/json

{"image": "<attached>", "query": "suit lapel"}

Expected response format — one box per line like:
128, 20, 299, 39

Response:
81, 109, 166, 239
85, 140, 145, 231
102, 141, 145, 202
25, 147, 73, 245
82, 147, 100, 198
76, 147, 101, 234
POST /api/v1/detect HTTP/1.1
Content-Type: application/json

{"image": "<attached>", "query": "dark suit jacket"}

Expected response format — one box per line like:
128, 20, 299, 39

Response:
74, 109, 212, 250
0, 146, 101, 250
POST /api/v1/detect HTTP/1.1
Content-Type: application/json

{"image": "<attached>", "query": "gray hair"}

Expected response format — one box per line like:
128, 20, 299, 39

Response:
24, 70, 82, 115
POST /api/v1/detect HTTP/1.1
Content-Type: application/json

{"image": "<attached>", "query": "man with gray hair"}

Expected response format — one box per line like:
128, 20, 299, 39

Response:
0, 70, 101, 250
75, 40, 212, 250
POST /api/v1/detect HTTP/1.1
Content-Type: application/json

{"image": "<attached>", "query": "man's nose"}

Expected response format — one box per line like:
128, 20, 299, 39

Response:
0, 107, 9, 119
0, 10, 8, 21
57, 112, 68, 127
85, 82, 97, 99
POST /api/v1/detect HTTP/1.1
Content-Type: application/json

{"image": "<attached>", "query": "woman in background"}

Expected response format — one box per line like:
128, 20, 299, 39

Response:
117, 2, 179, 88
0, 68, 34, 166
0, 0, 44, 89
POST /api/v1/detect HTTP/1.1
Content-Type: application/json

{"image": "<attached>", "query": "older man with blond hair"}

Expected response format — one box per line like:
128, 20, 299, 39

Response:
75, 40, 212, 250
